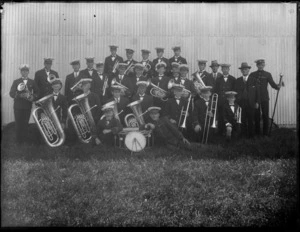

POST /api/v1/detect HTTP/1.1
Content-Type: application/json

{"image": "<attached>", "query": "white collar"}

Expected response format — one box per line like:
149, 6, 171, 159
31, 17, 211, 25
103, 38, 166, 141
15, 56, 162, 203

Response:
139, 94, 145, 97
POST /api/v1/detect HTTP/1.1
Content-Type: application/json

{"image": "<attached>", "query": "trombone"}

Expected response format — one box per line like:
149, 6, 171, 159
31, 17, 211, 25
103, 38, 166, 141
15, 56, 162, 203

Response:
202, 93, 218, 144
178, 93, 192, 129
236, 106, 242, 124
112, 60, 119, 73
102, 75, 108, 96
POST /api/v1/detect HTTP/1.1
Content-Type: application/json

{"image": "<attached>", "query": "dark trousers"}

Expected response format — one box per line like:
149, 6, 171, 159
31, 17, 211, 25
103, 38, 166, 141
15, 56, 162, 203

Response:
255, 100, 269, 136
14, 108, 31, 144
217, 105, 225, 135
241, 104, 255, 138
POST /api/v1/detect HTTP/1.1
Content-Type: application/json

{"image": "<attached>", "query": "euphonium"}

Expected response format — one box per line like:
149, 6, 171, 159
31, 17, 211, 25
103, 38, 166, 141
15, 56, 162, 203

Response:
32, 94, 66, 147
149, 81, 168, 101
125, 100, 145, 127
68, 93, 96, 143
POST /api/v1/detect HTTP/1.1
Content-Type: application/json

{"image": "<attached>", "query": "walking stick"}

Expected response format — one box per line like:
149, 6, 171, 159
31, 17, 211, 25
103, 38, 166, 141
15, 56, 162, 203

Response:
268, 74, 283, 136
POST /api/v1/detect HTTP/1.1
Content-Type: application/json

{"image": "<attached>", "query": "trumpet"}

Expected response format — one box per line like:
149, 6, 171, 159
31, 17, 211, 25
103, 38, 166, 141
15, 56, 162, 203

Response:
32, 94, 66, 147
236, 106, 242, 124
102, 75, 108, 96
178, 93, 192, 129
112, 60, 119, 73
149, 81, 168, 101
202, 93, 218, 144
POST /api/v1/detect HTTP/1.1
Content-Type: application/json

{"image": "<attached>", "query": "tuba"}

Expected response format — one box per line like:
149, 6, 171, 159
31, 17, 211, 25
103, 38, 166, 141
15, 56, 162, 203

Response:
149, 81, 168, 101
32, 94, 66, 147
125, 100, 145, 128
68, 93, 97, 143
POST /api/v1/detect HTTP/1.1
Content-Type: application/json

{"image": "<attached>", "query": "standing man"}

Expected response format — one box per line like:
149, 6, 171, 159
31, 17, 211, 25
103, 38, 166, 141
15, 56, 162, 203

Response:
214, 63, 236, 136
104, 45, 124, 77
129, 63, 149, 97
192, 60, 214, 88
208, 60, 222, 92
249, 59, 281, 136
140, 49, 154, 79
9, 64, 39, 144
235, 62, 260, 138
169, 46, 187, 65
79, 57, 101, 98
124, 48, 138, 76
152, 47, 171, 77
34, 58, 59, 99
95, 62, 109, 102
65, 59, 81, 105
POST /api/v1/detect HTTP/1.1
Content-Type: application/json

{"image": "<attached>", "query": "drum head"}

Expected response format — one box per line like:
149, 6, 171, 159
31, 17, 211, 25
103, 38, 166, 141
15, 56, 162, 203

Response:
124, 131, 146, 152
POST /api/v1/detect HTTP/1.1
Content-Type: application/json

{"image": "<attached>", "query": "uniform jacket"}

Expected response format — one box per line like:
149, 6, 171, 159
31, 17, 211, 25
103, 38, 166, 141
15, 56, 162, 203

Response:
104, 55, 124, 76
143, 116, 184, 146
249, 70, 279, 101
207, 72, 223, 91
151, 75, 170, 92
9, 78, 39, 110
192, 97, 211, 128
131, 93, 153, 113
65, 71, 84, 105
235, 75, 260, 109
107, 96, 131, 126
108, 73, 133, 98
215, 74, 236, 106
52, 93, 68, 124
79, 68, 102, 98
128, 74, 149, 97
34, 68, 59, 99
168, 56, 187, 65
162, 97, 188, 125
223, 101, 240, 127
96, 117, 123, 145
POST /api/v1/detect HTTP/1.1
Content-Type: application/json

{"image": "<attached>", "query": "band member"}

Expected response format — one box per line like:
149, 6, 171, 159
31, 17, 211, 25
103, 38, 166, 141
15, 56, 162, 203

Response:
163, 84, 188, 127
79, 57, 102, 98
130, 63, 149, 97
95, 62, 109, 102
9, 64, 39, 144
170, 62, 181, 81
108, 85, 131, 127
124, 48, 138, 75
249, 59, 282, 136
109, 63, 133, 99
141, 107, 192, 151
178, 64, 197, 98
223, 91, 241, 141
131, 81, 153, 115
152, 47, 171, 76
192, 60, 214, 87
80, 78, 102, 125
51, 79, 68, 130
95, 105, 123, 146
151, 62, 170, 110
192, 86, 214, 143
208, 60, 222, 92
215, 63, 236, 136
169, 46, 187, 65
140, 49, 154, 78
104, 45, 124, 76
34, 58, 59, 99
235, 62, 260, 138
65, 59, 81, 105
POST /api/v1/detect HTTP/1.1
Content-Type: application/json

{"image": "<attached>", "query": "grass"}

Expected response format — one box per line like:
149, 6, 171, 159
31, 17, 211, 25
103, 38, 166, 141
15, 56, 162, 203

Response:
1, 123, 298, 227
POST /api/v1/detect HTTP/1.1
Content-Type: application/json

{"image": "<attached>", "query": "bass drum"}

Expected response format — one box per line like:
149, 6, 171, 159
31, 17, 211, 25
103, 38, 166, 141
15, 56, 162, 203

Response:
124, 131, 146, 152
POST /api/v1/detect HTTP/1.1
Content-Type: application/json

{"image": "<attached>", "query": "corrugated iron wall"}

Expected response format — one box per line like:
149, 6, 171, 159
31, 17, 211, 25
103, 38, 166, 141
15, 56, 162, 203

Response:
1, 2, 297, 126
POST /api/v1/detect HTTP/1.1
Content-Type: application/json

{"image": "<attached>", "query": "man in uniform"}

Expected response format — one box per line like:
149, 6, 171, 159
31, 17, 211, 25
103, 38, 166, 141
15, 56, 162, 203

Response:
208, 60, 222, 92
152, 47, 171, 76
65, 59, 82, 105
9, 64, 39, 144
249, 59, 282, 136
104, 45, 124, 76
235, 62, 260, 138
214, 63, 236, 136
140, 49, 154, 79
129, 63, 149, 97
192, 60, 214, 88
131, 81, 153, 113
178, 64, 197, 98
124, 48, 138, 76
34, 58, 59, 99
95, 62, 109, 102
169, 46, 187, 65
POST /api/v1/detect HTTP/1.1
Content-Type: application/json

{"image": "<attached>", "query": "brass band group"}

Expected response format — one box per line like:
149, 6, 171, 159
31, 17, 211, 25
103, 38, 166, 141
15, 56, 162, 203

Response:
9, 45, 283, 151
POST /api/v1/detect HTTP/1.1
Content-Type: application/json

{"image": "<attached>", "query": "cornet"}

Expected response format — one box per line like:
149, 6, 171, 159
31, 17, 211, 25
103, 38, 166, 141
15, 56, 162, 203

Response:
112, 60, 119, 73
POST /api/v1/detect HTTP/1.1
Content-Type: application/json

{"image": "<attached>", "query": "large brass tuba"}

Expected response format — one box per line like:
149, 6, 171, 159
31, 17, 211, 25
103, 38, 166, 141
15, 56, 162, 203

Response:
68, 93, 96, 143
125, 100, 145, 128
32, 94, 66, 147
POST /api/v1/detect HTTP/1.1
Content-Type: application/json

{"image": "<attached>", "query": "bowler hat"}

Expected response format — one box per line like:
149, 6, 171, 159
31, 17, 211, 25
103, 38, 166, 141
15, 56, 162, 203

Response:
209, 60, 220, 67
238, 62, 251, 69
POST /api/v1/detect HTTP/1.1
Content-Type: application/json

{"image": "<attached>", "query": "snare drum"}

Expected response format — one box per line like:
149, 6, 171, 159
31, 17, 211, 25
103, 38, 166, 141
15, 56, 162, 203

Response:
114, 128, 153, 150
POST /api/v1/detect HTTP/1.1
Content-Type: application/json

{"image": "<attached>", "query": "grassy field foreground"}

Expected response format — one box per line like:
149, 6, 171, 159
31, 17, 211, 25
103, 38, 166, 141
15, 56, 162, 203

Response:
1, 124, 298, 227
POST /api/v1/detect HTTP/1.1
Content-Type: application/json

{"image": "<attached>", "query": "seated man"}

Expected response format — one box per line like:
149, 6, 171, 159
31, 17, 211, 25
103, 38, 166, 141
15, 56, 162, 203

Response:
131, 80, 153, 115
95, 104, 123, 146
141, 106, 192, 151
223, 91, 242, 141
